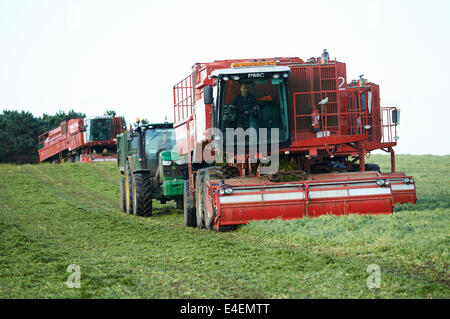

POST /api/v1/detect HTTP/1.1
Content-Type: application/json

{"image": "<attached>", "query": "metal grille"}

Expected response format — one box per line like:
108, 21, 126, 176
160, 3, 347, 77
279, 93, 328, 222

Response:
289, 65, 339, 133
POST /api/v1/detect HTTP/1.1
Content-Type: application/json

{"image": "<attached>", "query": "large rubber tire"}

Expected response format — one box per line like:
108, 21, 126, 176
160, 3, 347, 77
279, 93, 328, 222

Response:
125, 162, 133, 215
183, 180, 196, 227
365, 164, 381, 172
353, 163, 381, 172
310, 163, 331, 174
132, 173, 153, 217
195, 169, 207, 228
176, 199, 183, 210
119, 177, 126, 212
202, 167, 224, 230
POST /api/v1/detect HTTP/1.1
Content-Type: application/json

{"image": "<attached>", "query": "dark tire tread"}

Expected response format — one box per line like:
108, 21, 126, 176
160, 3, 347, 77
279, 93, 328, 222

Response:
133, 173, 153, 217
183, 180, 196, 227
119, 177, 126, 212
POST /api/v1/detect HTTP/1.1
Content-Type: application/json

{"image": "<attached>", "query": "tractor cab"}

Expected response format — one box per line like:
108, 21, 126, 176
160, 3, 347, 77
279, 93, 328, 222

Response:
142, 125, 177, 176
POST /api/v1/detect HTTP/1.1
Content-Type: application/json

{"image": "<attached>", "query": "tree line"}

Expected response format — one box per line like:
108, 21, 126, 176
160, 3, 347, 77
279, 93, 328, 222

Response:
0, 109, 122, 164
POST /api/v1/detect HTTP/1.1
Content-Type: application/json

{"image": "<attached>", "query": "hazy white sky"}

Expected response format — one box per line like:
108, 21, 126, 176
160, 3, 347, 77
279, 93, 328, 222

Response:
0, 0, 449, 154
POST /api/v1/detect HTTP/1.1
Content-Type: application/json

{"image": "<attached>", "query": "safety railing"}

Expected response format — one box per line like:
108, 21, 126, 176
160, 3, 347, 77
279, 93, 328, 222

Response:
173, 74, 194, 123
294, 109, 370, 135
377, 107, 398, 144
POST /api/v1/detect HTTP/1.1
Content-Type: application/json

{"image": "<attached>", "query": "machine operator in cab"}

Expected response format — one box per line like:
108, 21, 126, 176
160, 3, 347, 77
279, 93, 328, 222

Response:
229, 83, 259, 129
156, 131, 173, 153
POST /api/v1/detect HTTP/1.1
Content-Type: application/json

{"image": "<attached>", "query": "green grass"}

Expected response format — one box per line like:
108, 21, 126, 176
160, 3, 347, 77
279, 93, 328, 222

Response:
0, 155, 448, 298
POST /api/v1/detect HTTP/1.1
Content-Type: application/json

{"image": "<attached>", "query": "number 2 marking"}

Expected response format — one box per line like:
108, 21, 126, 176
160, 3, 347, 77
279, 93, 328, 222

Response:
338, 76, 345, 90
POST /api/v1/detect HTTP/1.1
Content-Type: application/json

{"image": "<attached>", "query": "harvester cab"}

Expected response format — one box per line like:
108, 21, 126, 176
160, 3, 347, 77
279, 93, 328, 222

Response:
210, 62, 291, 150
84, 116, 112, 142
117, 121, 187, 217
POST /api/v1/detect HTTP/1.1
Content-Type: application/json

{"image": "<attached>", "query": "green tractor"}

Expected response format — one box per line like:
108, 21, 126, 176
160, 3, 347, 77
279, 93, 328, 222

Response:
117, 121, 187, 216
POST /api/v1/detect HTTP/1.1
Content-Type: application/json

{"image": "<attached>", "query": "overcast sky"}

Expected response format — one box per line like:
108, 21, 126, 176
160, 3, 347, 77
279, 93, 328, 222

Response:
0, 0, 449, 155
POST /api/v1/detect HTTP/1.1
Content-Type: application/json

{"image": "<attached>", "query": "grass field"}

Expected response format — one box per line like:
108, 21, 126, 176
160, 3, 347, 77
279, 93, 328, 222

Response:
0, 155, 448, 298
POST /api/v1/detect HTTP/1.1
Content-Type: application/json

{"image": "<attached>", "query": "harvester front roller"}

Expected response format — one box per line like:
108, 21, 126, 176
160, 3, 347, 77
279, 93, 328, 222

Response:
204, 171, 416, 230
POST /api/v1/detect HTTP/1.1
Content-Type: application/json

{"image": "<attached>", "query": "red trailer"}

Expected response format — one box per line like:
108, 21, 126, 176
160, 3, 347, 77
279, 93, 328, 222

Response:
173, 51, 416, 230
38, 116, 123, 163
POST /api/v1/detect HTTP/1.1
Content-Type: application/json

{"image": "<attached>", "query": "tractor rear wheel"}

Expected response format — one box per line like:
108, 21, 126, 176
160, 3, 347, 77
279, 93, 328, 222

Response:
119, 177, 126, 212
132, 173, 153, 217
125, 162, 133, 215
183, 180, 196, 227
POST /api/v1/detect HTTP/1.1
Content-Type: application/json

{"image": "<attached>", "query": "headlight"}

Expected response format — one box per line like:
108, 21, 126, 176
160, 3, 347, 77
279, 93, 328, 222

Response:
403, 177, 410, 183
376, 179, 390, 186
364, 125, 371, 129
224, 187, 233, 194
218, 189, 225, 195
162, 160, 172, 166
175, 159, 185, 165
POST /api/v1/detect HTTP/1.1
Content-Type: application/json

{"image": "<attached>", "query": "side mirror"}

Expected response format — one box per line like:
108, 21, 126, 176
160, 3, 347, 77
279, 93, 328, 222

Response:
392, 108, 400, 125
204, 86, 214, 105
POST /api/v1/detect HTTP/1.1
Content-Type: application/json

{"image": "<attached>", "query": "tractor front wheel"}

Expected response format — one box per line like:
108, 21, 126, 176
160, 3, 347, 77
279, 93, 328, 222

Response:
132, 173, 153, 217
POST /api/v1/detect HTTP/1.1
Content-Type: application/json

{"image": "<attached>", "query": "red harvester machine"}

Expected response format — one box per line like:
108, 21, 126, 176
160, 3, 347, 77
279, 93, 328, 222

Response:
174, 50, 417, 230
38, 116, 123, 163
